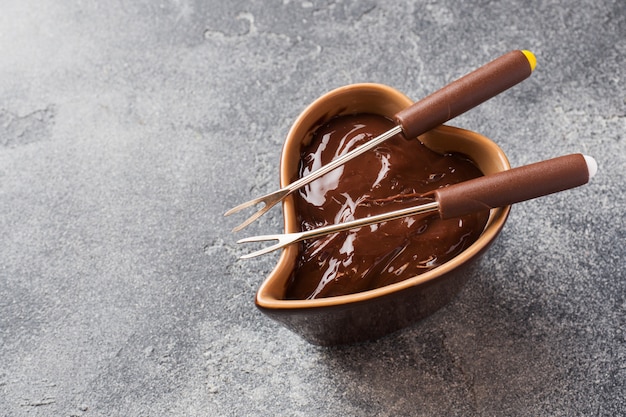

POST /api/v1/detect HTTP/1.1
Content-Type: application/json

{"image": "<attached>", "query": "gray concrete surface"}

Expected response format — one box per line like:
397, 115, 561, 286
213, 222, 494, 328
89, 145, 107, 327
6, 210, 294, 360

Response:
1, 0, 624, 416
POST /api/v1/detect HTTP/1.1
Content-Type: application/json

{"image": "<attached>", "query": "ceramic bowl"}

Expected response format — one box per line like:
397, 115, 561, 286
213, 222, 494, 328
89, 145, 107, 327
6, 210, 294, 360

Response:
255, 83, 511, 346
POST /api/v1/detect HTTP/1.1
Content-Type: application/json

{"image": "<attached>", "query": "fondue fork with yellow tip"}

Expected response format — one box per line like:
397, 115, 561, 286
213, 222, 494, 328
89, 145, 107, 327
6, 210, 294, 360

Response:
237, 154, 597, 259
225, 49, 537, 232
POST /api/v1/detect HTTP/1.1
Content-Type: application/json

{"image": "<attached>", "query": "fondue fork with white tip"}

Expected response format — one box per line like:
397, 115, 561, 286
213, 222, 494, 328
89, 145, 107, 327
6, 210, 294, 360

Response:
237, 154, 597, 259
225, 50, 537, 232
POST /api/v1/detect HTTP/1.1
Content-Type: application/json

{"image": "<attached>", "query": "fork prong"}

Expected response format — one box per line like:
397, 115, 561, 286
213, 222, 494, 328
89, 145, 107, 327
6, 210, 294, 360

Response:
231, 205, 272, 232
239, 244, 284, 259
237, 231, 304, 259
237, 236, 286, 259
236, 234, 281, 244
227, 188, 291, 232
224, 196, 266, 217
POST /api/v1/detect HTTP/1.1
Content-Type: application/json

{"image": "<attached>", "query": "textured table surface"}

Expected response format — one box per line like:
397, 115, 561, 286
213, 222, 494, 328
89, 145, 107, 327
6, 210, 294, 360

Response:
1, 1, 624, 416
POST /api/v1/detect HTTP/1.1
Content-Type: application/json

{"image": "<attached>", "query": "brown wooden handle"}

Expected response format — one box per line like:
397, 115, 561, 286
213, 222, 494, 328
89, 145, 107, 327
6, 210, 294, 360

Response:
434, 154, 592, 219
394, 50, 535, 139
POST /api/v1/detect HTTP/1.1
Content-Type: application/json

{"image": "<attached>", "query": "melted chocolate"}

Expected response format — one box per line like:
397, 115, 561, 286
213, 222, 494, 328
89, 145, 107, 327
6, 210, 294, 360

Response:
285, 114, 489, 299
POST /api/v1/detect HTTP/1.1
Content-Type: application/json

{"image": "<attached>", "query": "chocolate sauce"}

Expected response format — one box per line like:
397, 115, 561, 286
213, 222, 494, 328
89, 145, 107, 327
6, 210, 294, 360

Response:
285, 114, 489, 300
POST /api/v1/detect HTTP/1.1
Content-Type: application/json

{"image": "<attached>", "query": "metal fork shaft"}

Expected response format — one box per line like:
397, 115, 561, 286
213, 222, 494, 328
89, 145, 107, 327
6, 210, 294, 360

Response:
238, 201, 439, 258
285, 125, 403, 192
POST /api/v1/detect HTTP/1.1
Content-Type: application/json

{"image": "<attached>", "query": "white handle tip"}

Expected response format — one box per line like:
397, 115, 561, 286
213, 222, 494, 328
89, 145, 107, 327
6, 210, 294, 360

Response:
583, 155, 598, 179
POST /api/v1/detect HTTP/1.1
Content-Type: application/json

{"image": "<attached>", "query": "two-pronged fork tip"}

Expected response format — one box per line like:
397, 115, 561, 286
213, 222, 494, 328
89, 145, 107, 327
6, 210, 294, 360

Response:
224, 199, 268, 232
224, 189, 290, 232
230, 208, 270, 233
223, 199, 258, 217
236, 235, 283, 259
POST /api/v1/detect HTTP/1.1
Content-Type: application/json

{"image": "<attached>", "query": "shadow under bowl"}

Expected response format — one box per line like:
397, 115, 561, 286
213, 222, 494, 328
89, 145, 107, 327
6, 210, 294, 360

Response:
255, 83, 511, 346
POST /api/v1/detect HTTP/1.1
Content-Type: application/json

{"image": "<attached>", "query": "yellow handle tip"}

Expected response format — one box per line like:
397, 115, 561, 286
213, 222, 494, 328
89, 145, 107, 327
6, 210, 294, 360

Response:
521, 50, 537, 71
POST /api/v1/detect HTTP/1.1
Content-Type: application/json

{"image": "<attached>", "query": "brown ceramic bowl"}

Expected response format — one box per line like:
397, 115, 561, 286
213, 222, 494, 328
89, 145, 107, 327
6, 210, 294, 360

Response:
255, 83, 511, 346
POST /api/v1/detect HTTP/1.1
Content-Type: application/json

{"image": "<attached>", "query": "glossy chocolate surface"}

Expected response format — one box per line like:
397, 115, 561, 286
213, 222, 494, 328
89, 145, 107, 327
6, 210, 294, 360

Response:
285, 114, 489, 299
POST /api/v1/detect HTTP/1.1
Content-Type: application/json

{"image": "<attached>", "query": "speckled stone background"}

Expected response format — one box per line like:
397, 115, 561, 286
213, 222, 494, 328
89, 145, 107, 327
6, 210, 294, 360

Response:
1, 1, 624, 416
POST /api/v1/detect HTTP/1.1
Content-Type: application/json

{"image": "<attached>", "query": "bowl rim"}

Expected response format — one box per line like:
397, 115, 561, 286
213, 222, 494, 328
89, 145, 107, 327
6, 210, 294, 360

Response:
255, 83, 511, 310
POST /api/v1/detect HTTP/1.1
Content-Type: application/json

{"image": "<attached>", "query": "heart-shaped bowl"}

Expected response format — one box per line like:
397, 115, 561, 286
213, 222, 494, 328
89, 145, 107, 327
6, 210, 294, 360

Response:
255, 83, 511, 346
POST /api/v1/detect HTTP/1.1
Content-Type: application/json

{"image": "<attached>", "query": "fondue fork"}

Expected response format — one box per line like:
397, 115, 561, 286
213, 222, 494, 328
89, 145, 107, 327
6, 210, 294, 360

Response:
237, 154, 597, 259
225, 50, 537, 232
